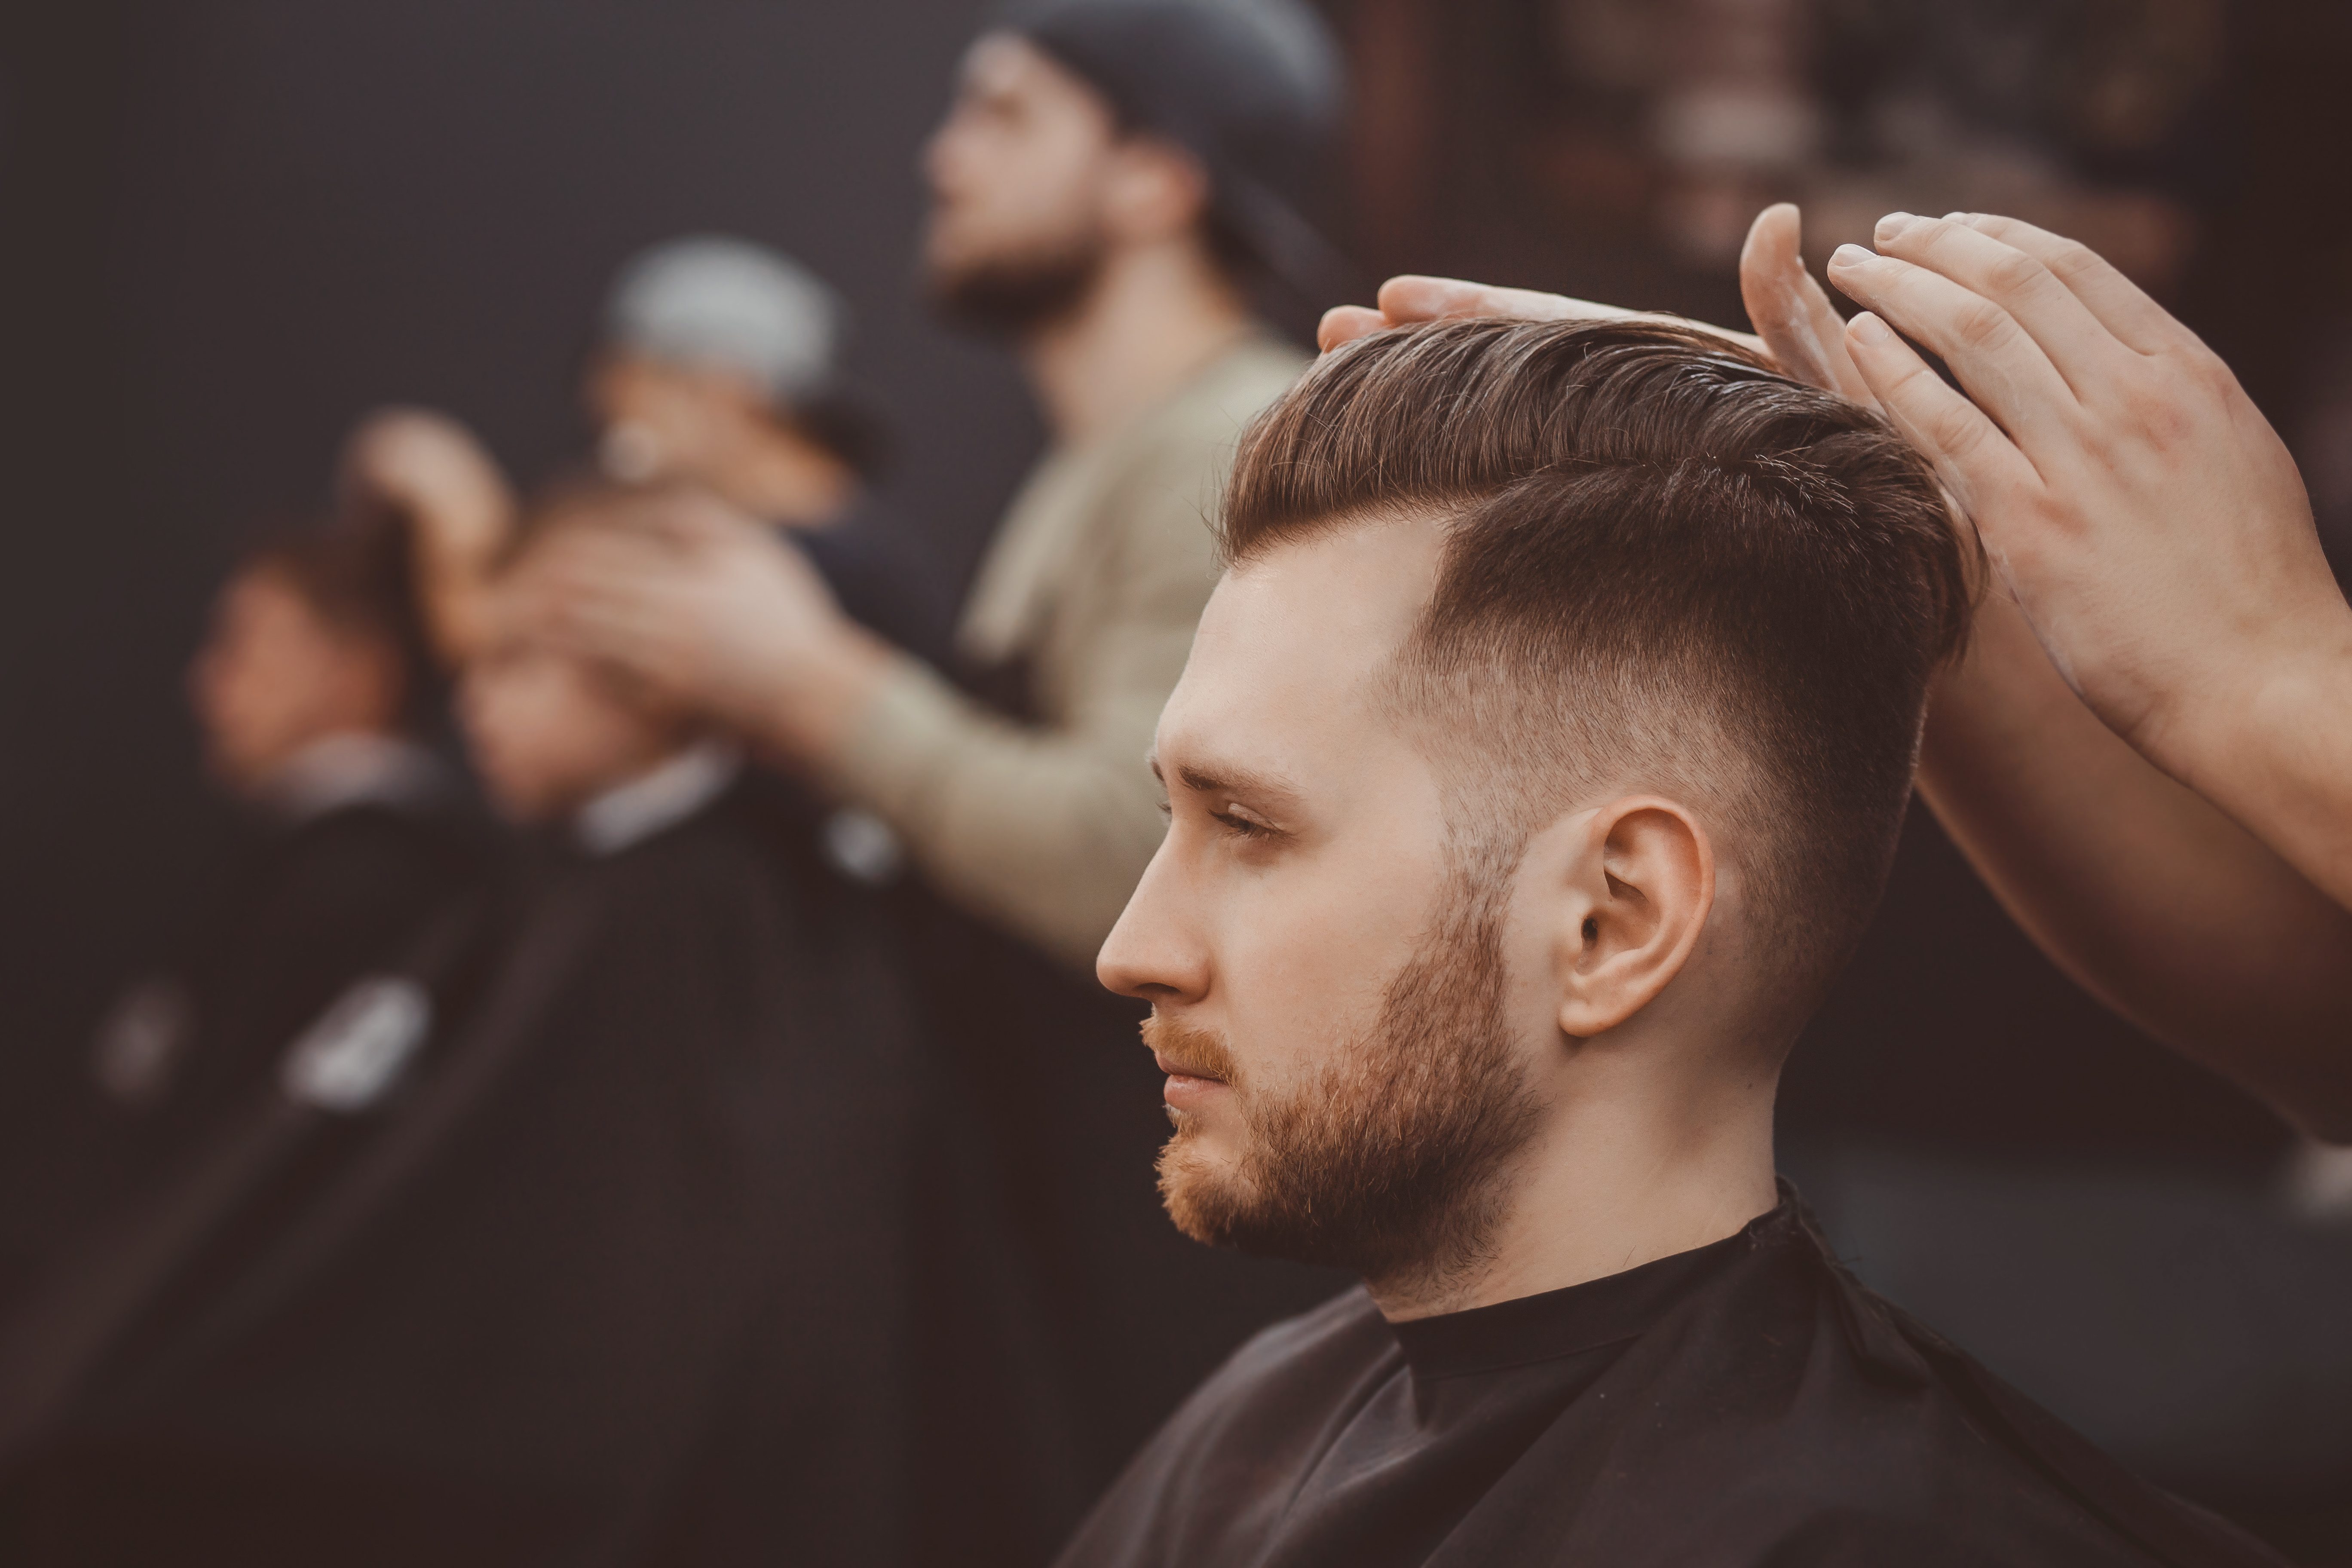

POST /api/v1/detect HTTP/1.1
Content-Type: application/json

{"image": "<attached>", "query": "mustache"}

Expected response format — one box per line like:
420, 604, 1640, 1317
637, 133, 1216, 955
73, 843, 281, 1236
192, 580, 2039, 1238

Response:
1140, 1012, 1243, 1087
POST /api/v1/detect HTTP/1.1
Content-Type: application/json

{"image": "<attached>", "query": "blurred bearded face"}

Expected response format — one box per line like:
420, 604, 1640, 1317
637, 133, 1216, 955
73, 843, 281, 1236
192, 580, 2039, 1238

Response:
1099, 518, 1554, 1291
921, 33, 1120, 335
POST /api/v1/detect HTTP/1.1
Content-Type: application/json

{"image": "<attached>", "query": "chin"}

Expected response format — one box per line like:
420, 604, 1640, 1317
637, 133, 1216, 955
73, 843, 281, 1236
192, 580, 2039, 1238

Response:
1155, 1133, 1253, 1250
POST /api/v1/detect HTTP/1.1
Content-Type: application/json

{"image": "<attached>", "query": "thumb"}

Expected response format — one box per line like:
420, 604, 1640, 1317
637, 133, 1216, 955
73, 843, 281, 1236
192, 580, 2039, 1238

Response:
1739, 204, 1879, 409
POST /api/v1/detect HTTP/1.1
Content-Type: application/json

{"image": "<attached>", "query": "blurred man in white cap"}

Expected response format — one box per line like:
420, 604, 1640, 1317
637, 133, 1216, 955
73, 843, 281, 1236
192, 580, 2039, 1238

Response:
591, 234, 956, 669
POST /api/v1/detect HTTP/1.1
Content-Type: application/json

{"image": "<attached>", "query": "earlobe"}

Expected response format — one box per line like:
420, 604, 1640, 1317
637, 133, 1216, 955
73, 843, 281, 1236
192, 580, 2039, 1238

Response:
1555, 799, 1715, 1039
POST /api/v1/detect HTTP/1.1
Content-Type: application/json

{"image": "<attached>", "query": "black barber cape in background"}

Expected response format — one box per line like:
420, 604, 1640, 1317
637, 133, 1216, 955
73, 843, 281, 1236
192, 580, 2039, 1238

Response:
1057, 1191, 2288, 1568
85, 741, 481, 1194
0, 758, 923, 1568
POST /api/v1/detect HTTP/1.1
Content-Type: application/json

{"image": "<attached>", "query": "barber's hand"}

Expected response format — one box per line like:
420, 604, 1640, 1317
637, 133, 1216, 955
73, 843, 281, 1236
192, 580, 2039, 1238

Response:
340, 408, 514, 565
531, 492, 891, 762
1327, 208, 1870, 410
340, 407, 517, 664
1824, 213, 2352, 767
1319, 275, 1768, 358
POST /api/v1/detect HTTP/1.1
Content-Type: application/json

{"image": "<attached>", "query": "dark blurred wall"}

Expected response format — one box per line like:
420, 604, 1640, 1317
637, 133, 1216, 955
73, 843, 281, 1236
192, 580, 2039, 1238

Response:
0, 0, 1044, 1263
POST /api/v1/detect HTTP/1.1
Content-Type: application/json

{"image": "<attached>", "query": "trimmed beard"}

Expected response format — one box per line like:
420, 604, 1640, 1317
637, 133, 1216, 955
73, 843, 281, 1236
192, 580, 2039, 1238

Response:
925, 227, 1107, 337
1150, 863, 1544, 1292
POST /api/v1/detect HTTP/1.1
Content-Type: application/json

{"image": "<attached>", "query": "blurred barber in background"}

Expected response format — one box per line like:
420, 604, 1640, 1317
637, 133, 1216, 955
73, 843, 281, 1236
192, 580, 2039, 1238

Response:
534, 0, 1355, 1496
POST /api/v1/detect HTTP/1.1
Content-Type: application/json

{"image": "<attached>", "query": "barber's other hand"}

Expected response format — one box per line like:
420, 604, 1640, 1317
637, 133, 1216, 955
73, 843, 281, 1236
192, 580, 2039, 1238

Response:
340, 408, 514, 564
339, 407, 517, 665
1323, 208, 1865, 411
531, 492, 891, 761
1825, 213, 2352, 768
1319, 276, 1768, 358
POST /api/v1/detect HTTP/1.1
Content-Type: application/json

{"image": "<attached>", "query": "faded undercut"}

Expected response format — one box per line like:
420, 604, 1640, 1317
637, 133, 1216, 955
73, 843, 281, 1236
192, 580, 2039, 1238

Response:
1220, 318, 1972, 1019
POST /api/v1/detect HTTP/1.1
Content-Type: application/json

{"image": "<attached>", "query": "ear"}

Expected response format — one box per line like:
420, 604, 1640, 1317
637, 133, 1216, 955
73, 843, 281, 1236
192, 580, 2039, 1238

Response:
1102, 135, 1213, 245
1549, 797, 1715, 1038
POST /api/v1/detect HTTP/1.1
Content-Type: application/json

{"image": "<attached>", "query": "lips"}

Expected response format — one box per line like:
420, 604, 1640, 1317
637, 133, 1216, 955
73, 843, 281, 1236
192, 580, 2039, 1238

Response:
1153, 1052, 1226, 1086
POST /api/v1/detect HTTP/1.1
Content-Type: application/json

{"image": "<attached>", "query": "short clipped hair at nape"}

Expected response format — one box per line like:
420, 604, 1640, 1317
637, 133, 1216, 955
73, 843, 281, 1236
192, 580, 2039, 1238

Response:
1221, 318, 1973, 1018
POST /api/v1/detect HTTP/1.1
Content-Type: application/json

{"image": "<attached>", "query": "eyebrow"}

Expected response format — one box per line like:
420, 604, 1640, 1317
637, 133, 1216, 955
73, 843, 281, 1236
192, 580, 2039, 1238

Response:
1148, 753, 1307, 813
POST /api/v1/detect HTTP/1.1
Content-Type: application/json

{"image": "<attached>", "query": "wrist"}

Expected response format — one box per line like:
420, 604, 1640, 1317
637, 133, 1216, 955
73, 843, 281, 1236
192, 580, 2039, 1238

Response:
2162, 598, 2352, 775
753, 619, 896, 765
2155, 599, 2352, 864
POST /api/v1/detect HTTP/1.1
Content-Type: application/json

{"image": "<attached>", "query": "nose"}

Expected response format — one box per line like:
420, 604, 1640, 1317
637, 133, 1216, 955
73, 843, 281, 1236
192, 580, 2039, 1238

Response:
1096, 838, 1208, 1006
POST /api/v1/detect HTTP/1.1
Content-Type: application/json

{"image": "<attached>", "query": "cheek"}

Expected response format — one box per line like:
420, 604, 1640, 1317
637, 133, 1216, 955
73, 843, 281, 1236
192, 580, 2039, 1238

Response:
971, 136, 1089, 234
1213, 852, 1441, 1096
232, 658, 320, 739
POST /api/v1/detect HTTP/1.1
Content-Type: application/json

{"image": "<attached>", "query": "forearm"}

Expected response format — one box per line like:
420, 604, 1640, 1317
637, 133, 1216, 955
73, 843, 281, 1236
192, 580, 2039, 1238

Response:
2156, 615, 2352, 915
815, 654, 1164, 972
1920, 593, 2352, 1139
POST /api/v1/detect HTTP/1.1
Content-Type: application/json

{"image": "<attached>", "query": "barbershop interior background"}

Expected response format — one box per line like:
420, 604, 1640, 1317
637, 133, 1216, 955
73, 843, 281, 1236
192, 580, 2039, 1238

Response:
5, 0, 2351, 1558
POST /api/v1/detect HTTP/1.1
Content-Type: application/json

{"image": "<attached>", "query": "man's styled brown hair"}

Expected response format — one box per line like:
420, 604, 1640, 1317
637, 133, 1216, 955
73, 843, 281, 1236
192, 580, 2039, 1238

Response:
1222, 318, 1972, 1020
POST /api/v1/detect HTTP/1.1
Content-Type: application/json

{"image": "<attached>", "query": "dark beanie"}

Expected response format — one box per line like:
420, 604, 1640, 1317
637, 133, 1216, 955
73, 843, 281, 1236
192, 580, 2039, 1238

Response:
1001, 0, 1348, 294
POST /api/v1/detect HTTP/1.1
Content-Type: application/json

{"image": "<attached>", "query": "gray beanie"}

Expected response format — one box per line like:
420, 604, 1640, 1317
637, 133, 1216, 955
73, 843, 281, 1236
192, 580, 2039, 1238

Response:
601, 236, 845, 407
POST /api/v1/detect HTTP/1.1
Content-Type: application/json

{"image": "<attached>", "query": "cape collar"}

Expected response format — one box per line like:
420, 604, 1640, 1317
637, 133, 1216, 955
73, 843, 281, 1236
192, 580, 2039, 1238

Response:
572, 739, 742, 857
260, 732, 445, 824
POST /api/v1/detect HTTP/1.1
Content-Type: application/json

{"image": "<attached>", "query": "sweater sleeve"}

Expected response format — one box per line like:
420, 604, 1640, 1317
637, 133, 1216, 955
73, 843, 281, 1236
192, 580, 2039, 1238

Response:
821, 447, 1221, 972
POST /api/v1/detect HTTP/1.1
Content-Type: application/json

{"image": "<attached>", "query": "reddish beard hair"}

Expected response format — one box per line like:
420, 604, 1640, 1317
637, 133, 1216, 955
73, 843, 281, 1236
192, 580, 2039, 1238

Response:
1146, 859, 1544, 1292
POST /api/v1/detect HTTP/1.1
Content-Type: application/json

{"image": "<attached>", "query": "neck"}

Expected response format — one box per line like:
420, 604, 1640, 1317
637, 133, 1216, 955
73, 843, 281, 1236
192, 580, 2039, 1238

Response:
1368, 1049, 1781, 1322
1021, 235, 1253, 447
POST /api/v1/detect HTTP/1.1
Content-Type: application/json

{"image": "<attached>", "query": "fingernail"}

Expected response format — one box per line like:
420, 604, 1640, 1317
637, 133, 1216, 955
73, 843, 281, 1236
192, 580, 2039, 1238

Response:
1874, 211, 1917, 242
1830, 243, 1873, 270
1942, 211, 1967, 222
1847, 312, 1892, 346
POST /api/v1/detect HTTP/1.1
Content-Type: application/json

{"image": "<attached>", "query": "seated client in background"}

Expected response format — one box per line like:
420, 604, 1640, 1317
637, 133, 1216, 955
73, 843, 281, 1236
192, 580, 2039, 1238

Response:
0, 482, 918, 1567
88, 527, 476, 1185
1063, 319, 2284, 1568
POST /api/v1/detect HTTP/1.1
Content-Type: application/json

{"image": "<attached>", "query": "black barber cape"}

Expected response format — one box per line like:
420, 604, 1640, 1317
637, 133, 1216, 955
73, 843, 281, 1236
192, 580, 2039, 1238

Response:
0, 769, 919, 1567
86, 767, 482, 1192
1057, 1192, 2286, 1568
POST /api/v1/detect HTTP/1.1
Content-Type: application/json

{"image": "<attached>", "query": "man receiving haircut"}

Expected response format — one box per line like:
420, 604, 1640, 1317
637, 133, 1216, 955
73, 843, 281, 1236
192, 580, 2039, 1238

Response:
1066, 319, 2284, 1568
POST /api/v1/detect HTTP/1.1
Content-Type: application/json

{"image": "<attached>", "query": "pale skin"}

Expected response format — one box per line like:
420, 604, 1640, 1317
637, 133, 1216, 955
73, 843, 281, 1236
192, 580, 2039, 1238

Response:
1323, 203, 2352, 1140
1096, 515, 1781, 1321
535, 32, 1258, 772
